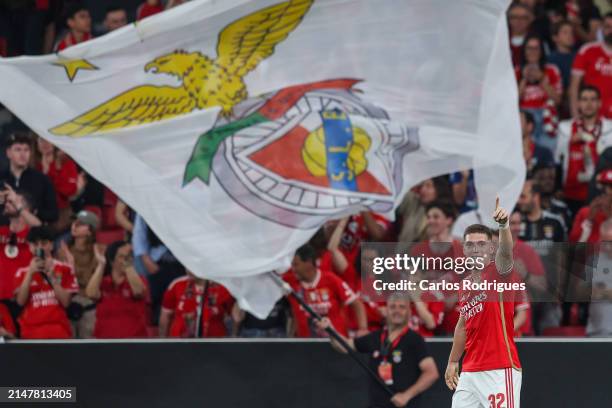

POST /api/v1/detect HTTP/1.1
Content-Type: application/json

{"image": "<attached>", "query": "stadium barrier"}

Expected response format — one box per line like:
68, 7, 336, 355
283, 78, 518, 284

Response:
0, 338, 609, 407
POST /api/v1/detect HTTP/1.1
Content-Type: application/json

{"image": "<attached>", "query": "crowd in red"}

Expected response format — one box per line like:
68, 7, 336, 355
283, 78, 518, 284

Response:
1, 0, 612, 341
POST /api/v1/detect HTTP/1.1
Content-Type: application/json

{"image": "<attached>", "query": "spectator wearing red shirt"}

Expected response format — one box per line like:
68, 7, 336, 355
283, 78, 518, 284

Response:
410, 202, 461, 336
323, 217, 360, 291
570, 13, 612, 119
55, 3, 92, 52
0, 189, 41, 329
570, 168, 612, 243
405, 269, 445, 338
0, 302, 16, 339
14, 226, 78, 339
34, 137, 78, 232
159, 271, 235, 338
516, 35, 563, 152
85, 241, 148, 338
285, 245, 367, 338
0, 189, 41, 301
136, 0, 165, 21
557, 86, 612, 214
508, 3, 535, 67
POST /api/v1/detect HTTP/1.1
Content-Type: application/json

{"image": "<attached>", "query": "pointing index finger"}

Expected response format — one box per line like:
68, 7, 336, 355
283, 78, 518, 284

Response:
495, 195, 500, 211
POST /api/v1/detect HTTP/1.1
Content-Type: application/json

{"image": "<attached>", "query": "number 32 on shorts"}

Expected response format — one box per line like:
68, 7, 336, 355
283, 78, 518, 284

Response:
488, 393, 505, 408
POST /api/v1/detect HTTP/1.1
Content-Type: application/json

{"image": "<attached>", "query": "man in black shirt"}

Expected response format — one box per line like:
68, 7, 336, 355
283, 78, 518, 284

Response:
0, 133, 58, 225
517, 178, 566, 332
317, 293, 439, 408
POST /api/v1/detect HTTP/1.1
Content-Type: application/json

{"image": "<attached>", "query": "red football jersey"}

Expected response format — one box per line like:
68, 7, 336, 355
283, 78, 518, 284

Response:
572, 43, 612, 118
162, 276, 234, 338
0, 226, 32, 300
459, 262, 522, 372
93, 275, 149, 338
319, 249, 361, 292
515, 64, 562, 109
37, 157, 78, 210
410, 291, 445, 337
340, 213, 391, 262
284, 269, 358, 337
13, 261, 78, 339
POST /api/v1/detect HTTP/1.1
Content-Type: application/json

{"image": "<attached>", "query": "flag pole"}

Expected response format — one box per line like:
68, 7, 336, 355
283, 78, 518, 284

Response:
270, 272, 394, 397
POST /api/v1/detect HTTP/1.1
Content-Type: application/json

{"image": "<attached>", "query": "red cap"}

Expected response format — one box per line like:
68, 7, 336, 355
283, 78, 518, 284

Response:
597, 169, 612, 185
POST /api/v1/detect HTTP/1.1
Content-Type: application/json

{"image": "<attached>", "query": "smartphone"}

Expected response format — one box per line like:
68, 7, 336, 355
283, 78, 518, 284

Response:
35, 248, 45, 259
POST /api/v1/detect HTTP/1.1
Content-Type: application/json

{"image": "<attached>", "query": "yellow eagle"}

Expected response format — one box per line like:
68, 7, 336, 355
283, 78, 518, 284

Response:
50, 0, 314, 137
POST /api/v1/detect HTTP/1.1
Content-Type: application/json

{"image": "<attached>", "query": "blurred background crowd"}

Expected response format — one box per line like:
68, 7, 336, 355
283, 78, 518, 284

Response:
0, 0, 612, 341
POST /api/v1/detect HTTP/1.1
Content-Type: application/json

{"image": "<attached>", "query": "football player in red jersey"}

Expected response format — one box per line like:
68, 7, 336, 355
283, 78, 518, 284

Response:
445, 197, 523, 408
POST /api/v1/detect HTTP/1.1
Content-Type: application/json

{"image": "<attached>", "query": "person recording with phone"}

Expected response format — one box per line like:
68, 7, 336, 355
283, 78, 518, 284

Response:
14, 226, 78, 339
0, 187, 41, 328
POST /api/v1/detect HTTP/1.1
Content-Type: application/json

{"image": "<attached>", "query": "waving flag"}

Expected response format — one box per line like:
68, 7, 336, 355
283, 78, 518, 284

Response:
0, 0, 524, 317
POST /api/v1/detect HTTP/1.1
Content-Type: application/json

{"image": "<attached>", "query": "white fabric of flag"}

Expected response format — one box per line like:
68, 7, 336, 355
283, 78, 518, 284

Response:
0, 0, 524, 317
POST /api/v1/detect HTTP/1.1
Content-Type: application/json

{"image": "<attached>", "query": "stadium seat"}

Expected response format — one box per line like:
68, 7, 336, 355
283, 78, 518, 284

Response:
95, 229, 125, 245
102, 205, 118, 230
541, 326, 586, 337
103, 188, 118, 207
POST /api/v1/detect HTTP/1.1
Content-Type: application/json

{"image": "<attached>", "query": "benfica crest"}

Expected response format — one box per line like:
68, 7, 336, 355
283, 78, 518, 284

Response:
183, 80, 419, 228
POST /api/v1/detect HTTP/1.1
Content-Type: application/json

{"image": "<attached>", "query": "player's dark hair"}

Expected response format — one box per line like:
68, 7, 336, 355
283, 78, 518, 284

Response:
27, 226, 55, 243
105, 240, 131, 275
426, 201, 457, 220
605, 12, 612, 20
295, 244, 317, 265
5, 132, 32, 149
579, 85, 601, 99
551, 20, 572, 37
105, 5, 126, 16
64, 2, 88, 22
463, 224, 492, 241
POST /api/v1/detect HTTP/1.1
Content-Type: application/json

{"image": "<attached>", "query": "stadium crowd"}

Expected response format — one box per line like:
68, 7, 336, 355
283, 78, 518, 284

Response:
0, 0, 612, 341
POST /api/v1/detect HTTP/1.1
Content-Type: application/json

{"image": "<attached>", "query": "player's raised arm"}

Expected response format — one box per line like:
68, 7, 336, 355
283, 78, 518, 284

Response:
493, 196, 513, 275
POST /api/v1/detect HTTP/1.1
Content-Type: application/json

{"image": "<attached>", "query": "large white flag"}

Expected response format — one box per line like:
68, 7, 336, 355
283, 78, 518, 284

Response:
0, 0, 524, 317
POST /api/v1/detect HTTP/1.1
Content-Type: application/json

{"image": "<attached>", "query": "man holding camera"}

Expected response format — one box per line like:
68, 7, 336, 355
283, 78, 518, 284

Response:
14, 226, 78, 339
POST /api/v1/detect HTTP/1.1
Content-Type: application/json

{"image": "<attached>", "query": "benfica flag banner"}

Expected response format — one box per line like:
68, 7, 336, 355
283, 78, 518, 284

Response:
0, 0, 523, 317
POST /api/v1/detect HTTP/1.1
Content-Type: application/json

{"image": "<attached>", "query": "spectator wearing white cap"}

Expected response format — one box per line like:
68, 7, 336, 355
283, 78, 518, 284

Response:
58, 209, 105, 338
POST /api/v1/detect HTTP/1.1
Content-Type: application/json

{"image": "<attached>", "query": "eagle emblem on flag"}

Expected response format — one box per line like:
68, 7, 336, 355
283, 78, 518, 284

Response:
48, 0, 314, 137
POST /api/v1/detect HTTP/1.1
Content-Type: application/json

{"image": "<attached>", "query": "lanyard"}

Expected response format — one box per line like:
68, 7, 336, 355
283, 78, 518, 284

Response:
379, 326, 409, 362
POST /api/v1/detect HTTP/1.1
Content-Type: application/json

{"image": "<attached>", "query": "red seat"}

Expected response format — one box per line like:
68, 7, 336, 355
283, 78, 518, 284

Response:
102, 205, 118, 229
95, 229, 125, 245
541, 326, 586, 337
103, 188, 118, 207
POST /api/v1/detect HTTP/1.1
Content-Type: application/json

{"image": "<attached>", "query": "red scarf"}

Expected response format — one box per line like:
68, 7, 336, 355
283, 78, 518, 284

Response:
564, 118, 601, 200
